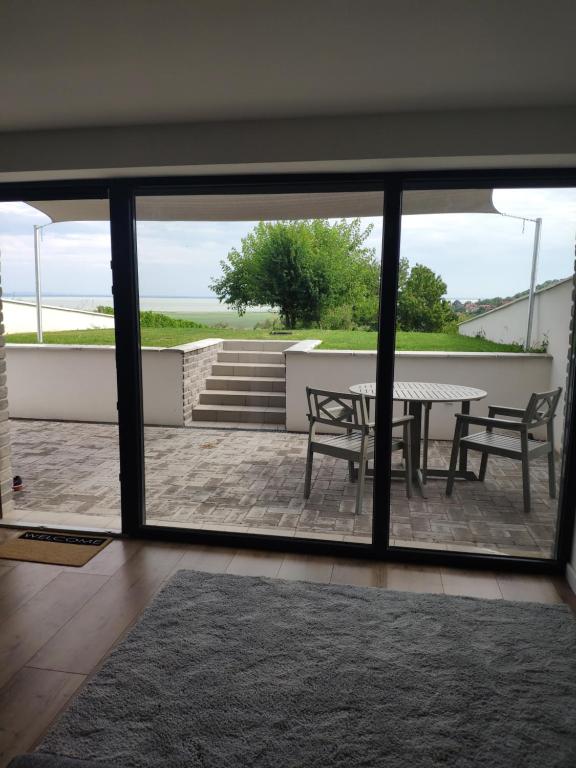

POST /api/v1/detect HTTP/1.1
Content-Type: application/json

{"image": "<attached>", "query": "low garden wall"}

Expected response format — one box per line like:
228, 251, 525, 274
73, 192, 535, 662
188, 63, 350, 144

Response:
285, 342, 555, 445
5, 339, 557, 447
5, 339, 224, 427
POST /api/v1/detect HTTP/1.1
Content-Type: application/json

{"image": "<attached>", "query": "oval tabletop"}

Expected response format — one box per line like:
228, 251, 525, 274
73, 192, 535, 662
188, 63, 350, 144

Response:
350, 381, 487, 403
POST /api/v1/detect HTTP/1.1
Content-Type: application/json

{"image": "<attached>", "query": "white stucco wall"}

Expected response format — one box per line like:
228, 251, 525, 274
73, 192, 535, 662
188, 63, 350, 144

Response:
3, 300, 115, 334
5, 344, 183, 426
285, 344, 554, 443
459, 278, 572, 447
6, 341, 557, 444
458, 279, 572, 350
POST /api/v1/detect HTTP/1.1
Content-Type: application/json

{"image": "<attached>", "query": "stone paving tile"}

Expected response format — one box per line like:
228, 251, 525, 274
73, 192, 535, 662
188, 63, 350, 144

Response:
5, 419, 560, 557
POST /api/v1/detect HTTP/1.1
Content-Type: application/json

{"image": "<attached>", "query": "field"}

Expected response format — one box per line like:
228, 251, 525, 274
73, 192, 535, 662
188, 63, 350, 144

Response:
5, 326, 525, 353
165, 310, 276, 329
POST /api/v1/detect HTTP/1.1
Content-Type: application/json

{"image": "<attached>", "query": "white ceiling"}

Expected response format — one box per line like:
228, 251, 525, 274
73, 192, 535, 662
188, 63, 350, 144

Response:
2, 0, 576, 133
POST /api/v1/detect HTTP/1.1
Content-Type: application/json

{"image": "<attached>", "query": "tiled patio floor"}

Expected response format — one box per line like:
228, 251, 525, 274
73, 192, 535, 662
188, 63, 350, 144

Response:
4, 419, 558, 557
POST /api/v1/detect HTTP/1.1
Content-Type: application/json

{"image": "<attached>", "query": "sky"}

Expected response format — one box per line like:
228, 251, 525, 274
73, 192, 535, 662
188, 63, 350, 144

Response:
0, 188, 574, 301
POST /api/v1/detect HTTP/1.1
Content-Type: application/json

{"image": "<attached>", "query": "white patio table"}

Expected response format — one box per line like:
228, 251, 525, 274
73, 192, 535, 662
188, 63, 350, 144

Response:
349, 381, 487, 495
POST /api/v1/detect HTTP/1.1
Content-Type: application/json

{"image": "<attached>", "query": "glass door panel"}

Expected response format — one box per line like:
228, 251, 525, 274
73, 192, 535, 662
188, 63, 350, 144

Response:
134, 190, 384, 544
0, 198, 121, 533
390, 187, 576, 558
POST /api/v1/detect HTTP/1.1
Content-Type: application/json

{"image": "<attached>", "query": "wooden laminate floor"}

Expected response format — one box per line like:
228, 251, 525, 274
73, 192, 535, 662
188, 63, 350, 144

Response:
0, 527, 574, 768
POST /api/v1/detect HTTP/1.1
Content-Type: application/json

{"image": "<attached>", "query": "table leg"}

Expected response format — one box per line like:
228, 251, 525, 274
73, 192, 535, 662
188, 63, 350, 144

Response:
459, 400, 470, 473
408, 401, 426, 496
389, 395, 481, 493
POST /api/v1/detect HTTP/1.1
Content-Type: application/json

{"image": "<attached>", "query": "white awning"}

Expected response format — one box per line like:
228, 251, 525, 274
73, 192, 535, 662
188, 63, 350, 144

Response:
25, 188, 498, 223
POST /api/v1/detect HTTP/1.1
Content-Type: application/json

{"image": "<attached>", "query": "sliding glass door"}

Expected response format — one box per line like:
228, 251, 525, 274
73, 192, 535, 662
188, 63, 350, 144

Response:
388, 185, 576, 559
1, 173, 574, 570
133, 189, 384, 545
0, 194, 121, 533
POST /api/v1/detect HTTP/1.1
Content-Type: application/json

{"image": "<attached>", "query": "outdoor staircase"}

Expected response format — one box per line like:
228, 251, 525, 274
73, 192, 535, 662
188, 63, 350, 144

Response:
191, 339, 290, 426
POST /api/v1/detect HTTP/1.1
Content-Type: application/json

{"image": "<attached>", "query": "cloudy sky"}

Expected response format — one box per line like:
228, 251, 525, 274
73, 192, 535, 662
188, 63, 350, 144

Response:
0, 188, 574, 301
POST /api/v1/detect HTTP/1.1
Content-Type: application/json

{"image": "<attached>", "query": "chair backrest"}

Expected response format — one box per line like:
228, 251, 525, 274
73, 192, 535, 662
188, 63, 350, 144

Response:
523, 387, 562, 428
306, 387, 370, 430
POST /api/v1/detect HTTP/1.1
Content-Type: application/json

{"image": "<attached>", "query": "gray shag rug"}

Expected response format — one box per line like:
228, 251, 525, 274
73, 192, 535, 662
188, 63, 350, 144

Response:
36, 569, 576, 768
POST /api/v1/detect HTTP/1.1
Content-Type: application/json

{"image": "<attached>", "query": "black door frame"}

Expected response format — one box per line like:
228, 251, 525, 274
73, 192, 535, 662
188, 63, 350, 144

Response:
0, 168, 575, 574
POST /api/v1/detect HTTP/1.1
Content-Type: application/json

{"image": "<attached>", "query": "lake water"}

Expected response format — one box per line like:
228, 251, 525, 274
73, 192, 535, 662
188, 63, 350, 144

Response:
8, 296, 272, 314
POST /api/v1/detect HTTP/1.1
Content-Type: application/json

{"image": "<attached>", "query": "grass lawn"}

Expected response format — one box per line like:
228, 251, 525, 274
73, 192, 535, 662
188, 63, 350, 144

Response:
5, 326, 525, 352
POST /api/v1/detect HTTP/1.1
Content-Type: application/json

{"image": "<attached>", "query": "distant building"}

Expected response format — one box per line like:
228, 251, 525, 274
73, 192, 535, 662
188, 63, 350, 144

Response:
3, 299, 115, 335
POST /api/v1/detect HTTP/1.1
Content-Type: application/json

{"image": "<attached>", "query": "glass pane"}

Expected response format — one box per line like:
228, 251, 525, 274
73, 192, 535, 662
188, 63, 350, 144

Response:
391, 187, 575, 558
135, 190, 384, 544
0, 199, 121, 532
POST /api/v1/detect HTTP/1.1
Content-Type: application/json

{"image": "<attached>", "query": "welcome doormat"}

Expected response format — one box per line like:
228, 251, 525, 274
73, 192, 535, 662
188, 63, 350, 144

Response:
0, 530, 112, 566
34, 570, 576, 767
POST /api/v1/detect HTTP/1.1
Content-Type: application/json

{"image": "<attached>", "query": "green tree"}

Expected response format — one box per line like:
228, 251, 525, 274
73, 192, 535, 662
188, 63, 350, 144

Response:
396, 263, 456, 332
398, 256, 410, 293
210, 219, 379, 329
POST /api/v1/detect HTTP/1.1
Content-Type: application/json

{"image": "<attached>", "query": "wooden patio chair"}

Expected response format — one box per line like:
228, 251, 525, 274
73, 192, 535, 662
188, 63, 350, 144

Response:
304, 387, 413, 516
446, 388, 562, 514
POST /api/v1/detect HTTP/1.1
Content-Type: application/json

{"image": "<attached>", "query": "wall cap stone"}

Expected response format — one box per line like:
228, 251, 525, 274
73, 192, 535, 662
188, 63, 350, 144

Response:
5, 340, 552, 360
164, 339, 224, 354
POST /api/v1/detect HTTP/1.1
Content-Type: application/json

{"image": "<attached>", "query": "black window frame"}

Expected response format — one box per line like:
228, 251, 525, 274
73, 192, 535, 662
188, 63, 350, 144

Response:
0, 168, 574, 575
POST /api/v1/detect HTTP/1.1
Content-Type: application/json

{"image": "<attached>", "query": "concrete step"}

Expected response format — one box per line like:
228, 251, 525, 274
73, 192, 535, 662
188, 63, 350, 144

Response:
205, 375, 286, 392
217, 350, 285, 364
211, 362, 286, 378
199, 390, 286, 407
222, 339, 292, 351
192, 404, 286, 424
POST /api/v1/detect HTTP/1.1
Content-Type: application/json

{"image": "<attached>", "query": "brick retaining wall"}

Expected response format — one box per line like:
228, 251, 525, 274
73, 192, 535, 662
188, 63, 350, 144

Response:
180, 340, 224, 426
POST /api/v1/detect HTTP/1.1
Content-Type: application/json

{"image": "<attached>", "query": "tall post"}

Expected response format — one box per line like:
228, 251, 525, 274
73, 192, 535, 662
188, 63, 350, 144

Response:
525, 217, 542, 350
33, 224, 43, 343
372, 181, 402, 554
109, 182, 145, 535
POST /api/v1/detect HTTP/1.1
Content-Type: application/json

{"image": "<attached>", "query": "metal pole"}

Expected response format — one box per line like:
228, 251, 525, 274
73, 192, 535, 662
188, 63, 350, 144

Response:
525, 217, 542, 350
33, 225, 43, 343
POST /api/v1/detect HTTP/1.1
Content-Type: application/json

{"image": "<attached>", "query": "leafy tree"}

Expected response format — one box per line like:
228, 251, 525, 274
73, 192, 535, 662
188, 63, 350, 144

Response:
396, 263, 456, 332
398, 256, 410, 293
210, 219, 379, 329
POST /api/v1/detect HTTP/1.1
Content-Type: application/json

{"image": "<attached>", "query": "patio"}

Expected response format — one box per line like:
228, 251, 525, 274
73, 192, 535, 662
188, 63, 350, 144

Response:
4, 419, 558, 557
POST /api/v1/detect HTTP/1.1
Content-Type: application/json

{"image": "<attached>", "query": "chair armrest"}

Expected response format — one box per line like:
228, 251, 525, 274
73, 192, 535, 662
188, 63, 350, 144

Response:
307, 414, 371, 433
365, 415, 412, 433
487, 405, 526, 418
454, 413, 526, 431
392, 415, 413, 427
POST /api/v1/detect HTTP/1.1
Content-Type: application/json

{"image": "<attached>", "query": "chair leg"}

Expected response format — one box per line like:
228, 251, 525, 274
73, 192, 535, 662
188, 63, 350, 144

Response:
404, 423, 413, 499
355, 461, 366, 516
348, 460, 357, 483
521, 453, 531, 514
304, 446, 313, 499
422, 403, 430, 484
479, 453, 488, 481
355, 441, 368, 515
547, 448, 556, 499
347, 425, 357, 482
446, 421, 461, 497
402, 401, 408, 463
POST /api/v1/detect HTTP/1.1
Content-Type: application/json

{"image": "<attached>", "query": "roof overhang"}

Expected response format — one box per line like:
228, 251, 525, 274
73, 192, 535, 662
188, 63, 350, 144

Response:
24, 189, 498, 223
